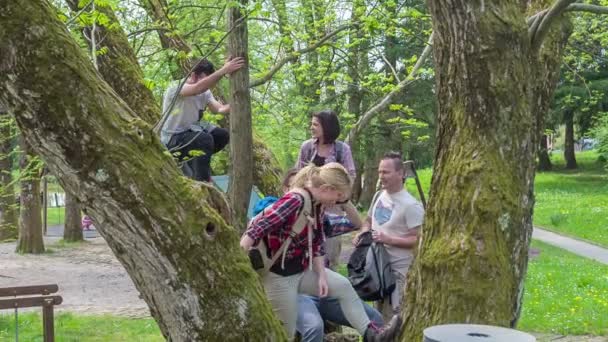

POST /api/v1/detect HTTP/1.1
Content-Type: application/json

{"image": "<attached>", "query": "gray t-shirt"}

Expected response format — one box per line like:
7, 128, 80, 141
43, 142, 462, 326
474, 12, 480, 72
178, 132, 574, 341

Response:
160, 83, 214, 145
368, 189, 424, 275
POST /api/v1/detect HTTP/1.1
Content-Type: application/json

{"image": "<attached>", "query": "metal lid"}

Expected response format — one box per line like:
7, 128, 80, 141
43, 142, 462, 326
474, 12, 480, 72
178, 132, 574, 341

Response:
423, 324, 535, 342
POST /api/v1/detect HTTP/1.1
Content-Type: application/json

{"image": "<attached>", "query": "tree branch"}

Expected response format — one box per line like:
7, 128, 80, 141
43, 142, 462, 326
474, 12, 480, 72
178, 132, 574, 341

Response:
530, 0, 577, 50
249, 24, 353, 88
346, 33, 433, 146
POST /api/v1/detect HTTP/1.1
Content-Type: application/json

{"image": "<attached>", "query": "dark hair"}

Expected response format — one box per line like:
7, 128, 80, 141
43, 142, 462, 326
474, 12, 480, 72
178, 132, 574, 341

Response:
282, 168, 299, 188
312, 110, 340, 144
192, 58, 215, 77
381, 151, 404, 172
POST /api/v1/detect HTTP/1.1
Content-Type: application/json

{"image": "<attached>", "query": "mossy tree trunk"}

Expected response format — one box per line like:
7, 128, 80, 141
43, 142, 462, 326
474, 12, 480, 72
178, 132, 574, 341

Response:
227, 1, 254, 231
16, 138, 44, 254
564, 108, 578, 169
400, 0, 570, 339
0, 1, 286, 340
63, 191, 83, 242
0, 109, 18, 241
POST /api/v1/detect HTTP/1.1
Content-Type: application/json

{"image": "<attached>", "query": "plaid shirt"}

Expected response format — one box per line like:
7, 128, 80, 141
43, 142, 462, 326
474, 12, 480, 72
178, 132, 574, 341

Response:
246, 192, 325, 271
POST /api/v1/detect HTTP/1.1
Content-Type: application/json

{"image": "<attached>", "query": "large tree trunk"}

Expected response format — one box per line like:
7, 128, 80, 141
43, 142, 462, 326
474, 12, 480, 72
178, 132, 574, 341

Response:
0, 1, 285, 340
16, 138, 44, 254
401, 1, 536, 339
0, 109, 18, 240
538, 134, 552, 171
63, 191, 83, 242
564, 109, 578, 169
227, 0, 254, 231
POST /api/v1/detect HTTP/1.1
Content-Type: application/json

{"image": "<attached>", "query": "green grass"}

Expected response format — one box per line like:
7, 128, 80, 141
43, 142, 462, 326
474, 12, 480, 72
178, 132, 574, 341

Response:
0, 312, 163, 342
534, 151, 608, 247
46, 206, 66, 226
519, 240, 608, 335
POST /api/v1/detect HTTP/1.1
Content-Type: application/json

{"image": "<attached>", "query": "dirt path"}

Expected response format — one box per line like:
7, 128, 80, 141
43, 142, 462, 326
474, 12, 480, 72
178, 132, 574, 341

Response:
0, 236, 148, 318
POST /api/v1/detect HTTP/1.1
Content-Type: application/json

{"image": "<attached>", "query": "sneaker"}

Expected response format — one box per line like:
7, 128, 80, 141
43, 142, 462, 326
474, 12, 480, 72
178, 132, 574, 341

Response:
364, 314, 402, 342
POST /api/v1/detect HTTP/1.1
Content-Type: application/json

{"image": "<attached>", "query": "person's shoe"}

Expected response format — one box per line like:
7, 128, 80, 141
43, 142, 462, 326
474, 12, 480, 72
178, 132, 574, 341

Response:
364, 314, 402, 342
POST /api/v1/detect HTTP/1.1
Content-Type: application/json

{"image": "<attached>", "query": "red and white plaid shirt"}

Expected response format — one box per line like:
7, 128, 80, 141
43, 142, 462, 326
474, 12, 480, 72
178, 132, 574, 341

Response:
246, 192, 325, 272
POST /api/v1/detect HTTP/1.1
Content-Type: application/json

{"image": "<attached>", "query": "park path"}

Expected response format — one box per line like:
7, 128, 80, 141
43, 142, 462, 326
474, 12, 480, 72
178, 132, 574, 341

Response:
533, 227, 608, 264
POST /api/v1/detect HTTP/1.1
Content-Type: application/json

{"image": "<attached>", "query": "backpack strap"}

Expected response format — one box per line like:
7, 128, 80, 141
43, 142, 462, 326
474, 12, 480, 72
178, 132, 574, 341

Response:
335, 141, 343, 164
265, 188, 315, 272
370, 190, 382, 210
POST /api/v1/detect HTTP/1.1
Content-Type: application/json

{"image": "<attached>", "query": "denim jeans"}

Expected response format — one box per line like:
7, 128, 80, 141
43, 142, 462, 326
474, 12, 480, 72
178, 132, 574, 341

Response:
296, 295, 384, 342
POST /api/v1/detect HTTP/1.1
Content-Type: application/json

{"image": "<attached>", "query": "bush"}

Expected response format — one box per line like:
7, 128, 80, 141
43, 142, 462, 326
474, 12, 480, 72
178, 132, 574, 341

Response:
590, 113, 608, 166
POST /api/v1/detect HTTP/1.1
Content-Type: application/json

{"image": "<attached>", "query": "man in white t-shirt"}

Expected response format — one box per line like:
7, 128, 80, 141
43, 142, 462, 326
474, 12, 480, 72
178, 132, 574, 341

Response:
353, 151, 424, 314
160, 57, 244, 181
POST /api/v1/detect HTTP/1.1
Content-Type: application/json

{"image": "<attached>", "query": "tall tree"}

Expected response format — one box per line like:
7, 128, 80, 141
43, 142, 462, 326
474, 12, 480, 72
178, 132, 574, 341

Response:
0, 108, 17, 240
15, 138, 44, 254
0, 1, 285, 340
63, 191, 83, 242
400, 0, 573, 340
227, 0, 254, 231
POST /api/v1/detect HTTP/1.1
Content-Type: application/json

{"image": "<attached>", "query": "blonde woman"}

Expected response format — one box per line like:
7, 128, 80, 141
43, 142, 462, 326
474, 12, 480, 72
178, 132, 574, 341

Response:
240, 163, 400, 341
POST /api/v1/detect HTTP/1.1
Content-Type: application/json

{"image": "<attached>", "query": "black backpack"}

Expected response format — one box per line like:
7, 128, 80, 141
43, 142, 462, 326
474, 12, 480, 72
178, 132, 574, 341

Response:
347, 230, 396, 301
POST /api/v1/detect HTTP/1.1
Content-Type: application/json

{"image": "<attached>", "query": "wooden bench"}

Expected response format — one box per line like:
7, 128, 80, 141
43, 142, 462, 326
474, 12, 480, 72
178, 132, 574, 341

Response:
0, 284, 63, 342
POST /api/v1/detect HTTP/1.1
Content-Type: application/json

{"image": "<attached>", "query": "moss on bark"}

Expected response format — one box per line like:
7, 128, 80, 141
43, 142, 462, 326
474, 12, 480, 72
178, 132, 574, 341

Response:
0, 1, 285, 340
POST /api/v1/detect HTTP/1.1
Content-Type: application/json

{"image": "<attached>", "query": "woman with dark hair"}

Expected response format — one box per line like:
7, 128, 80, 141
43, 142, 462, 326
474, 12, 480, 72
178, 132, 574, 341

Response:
295, 110, 356, 179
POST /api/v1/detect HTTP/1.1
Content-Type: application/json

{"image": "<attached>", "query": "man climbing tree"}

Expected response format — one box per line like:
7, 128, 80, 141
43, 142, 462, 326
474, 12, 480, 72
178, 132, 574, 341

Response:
160, 57, 244, 182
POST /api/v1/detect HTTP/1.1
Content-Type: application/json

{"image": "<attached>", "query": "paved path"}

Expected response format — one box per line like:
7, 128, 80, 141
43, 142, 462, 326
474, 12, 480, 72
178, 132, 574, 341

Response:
45, 224, 99, 239
533, 227, 608, 265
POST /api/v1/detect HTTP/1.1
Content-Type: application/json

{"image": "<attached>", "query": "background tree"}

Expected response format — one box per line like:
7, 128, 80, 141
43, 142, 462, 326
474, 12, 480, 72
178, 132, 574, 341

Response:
15, 138, 44, 254
227, 0, 254, 230
63, 191, 83, 242
0, 108, 18, 241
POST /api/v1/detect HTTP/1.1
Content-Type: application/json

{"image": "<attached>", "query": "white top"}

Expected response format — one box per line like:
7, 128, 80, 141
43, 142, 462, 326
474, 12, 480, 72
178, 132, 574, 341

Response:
368, 189, 424, 275
160, 83, 214, 145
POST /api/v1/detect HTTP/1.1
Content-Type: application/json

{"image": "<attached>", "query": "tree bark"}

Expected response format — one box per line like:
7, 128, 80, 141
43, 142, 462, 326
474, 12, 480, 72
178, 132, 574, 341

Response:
0, 1, 285, 340
401, 1, 537, 339
564, 109, 578, 169
0, 110, 17, 240
537, 134, 552, 171
16, 138, 44, 254
227, 0, 254, 231
63, 191, 83, 242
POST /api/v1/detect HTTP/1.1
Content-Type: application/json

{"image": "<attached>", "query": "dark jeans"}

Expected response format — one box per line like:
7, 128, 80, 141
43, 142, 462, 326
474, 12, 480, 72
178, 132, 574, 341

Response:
167, 127, 229, 181
296, 295, 384, 342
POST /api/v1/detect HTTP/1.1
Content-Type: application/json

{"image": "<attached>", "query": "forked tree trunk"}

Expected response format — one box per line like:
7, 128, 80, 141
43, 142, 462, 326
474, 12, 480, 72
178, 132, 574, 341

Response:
16, 138, 44, 254
564, 109, 578, 169
0, 1, 285, 340
227, 0, 254, 231
63, 191, 83, 242
400, 0, 567, 339
0, 109, 18, 240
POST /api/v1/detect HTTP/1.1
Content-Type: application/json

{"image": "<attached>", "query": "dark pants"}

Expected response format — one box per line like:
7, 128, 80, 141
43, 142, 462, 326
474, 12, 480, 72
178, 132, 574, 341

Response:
167, 127, 229, 181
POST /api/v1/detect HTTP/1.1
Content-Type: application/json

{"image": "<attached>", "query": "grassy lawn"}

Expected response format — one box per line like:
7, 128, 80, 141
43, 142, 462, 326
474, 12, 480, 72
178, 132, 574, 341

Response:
406, 151, 608, 247
0, 312, 162, 342
534, 151, 608, 247
519, 240, 608, 335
